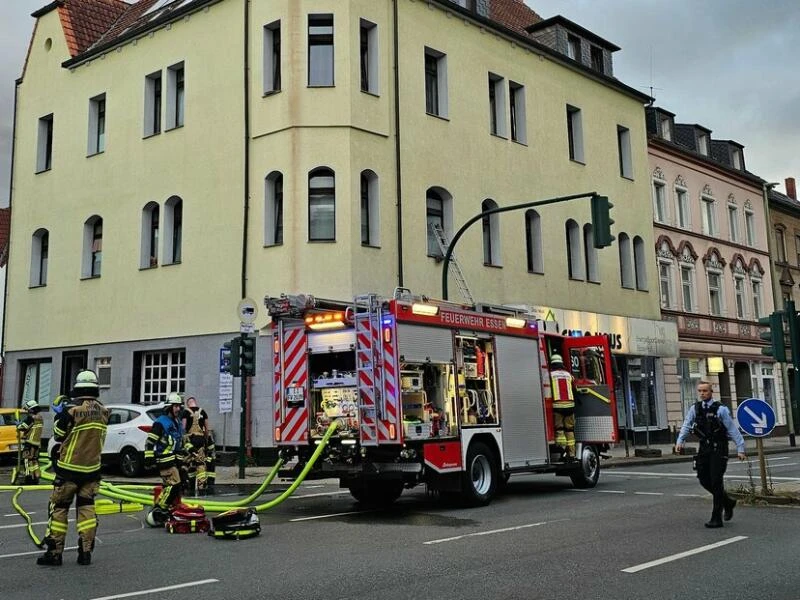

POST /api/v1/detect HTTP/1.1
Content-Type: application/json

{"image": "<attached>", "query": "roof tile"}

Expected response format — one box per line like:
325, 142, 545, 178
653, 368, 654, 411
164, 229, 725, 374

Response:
58, 0, 129, 57
489, 0, 543, 36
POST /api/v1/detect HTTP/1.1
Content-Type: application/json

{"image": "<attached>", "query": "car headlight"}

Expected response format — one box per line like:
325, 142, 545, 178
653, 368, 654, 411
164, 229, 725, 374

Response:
9, 444, 18, 451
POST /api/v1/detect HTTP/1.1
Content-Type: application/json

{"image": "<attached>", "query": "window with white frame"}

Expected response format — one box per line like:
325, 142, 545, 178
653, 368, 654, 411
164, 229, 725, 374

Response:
140, 202, 159, 268
566, 105, 584, 163
617, 125, 632, 178
566, 35, 581, 60
482, 199, 501, 265
138, 349, 185, 404
426, 187, 452, 258
566, 219, 584, 280
634, 236, 648, 291
308, 167, 335, 241
659, 260, 674, 308
750, 362, 776, 411
360, 19, 378, 94
660, 116, 672, 141
745, 210, 755, 246
424, 48, 447, 117
584, 223, 599, 282
675, 186, 689, 228
775, 227, 787, 263
618, 232, 633, 288
707, 270, 723, 316
732, 148, 743, 170
263, 20, 281, 94
752, 278, 763, 319
734, 275, 747, 319
36, 114, 53, 172
88, 94, 106, 155
95, 357, 111, 388
681, 265, 695, 311
82, 216, 103, 278
701, 195, 716, 235
265, 172, 283, 246
166, 62, 184, 129
697, 133, 709, 155
144, 71, 162, 136
653, 181, 667, 223
795, 234, 800, 266
488, 73, 506, 137
163, 196, 182, 264
360, 170, 379, 247
308, 14, 334, 86
509, 81, 526, 143
30, 228, 49, 287
728, 203, 739, 242
525, 209, 543, 274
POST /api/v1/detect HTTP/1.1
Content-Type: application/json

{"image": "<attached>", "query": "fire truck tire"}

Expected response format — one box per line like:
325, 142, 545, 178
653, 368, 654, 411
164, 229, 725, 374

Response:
461, 442, 498, 506
569, 445, 600, 489
348, 480, 404, 506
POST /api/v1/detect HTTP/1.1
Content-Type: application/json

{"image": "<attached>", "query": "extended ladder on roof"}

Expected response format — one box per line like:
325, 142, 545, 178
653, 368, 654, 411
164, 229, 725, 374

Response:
429, 222, 474, 305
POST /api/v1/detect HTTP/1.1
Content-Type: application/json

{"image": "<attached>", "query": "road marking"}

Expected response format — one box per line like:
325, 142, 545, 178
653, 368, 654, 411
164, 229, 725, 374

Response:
4, 511, 36, 517
609, 471, 800, 481
423, 520, 563, 545
88, 579, 219, 600
565, 488, 589, 492
0, 545, 77, 560
597, 490, 626, 494
290, 491, 350, 499
674, 493, 705, 497
634, 492, 663, 496
622, 536, 747, 573
290, 509, 378, 522
0, 518, 73, 530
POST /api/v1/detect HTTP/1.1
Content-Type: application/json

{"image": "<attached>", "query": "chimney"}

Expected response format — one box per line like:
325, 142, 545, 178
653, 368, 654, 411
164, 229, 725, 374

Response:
787, 177, 797, 201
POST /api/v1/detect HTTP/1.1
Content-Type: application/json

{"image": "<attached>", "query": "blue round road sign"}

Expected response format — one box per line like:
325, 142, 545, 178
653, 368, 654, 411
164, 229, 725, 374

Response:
736, 398, 776, 437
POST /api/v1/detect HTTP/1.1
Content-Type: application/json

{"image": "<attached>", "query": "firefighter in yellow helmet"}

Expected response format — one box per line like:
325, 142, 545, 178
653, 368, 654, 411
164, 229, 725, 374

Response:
38, 370, 109, 566
145, 392, 187, 526
549, 354, 578, 460
16, 398, 44, 484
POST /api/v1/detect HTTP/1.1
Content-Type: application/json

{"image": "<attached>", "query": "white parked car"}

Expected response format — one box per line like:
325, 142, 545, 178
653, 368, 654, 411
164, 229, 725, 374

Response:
48, 403, 165, 477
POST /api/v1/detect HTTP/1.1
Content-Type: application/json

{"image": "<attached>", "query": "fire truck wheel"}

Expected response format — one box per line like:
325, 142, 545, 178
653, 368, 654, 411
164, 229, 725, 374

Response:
569, 445, 600, 489
461, 442, 498, 507
348, 479, 404, 506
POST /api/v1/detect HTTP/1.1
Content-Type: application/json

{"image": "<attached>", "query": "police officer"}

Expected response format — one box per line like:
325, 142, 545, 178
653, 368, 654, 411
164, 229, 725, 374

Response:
549, 354, 577, 460
145, 392, 186, 525
38, 370, 109, 566
676, 381, 746, 528
16, 399, 44, 484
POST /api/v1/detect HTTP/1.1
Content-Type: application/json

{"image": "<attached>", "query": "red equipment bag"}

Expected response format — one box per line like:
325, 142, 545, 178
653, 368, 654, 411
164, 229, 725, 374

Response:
165, 504, 210, 534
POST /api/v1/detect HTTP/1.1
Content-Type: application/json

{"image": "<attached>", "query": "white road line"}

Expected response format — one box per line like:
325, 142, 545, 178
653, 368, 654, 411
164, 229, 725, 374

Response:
597, 490, 626, 494
0, 519, 74, 530
89, 579, 219, 600
621, 536, 747, 573
0, 545, 78, 560
608, 471, 800, 481
290, 509, 376, 522
424, 520, 561, 545
674, 493, 705, 497
634, 492, 664, 496
4, 511, 36, 518
566, 488, 589, 492
290, 490, 349, 499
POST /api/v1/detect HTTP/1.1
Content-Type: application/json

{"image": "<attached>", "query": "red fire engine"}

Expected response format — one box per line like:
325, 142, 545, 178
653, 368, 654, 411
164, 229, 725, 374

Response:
266, 289, 618, 506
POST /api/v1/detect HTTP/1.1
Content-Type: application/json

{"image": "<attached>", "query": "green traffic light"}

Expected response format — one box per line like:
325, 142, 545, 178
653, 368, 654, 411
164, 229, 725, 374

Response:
240, 334, 257, 377
758, 312, 786, 363
591, 195, 615, 248
223, 337, 241, 377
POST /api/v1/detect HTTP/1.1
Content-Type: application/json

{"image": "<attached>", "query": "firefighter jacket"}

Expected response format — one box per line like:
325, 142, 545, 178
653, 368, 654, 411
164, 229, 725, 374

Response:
182, 408, 208, 448
146, 413, 184, 468
52, 398, 110, 482
550, 368, 576, 410
17, 413, 43, 449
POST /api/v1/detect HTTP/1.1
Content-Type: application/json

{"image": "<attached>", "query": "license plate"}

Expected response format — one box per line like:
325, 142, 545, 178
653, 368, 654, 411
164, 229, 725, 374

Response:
286, 386, 305, 406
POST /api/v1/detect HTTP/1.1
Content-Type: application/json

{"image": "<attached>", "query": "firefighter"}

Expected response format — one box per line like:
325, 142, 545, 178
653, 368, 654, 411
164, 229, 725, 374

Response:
549, 354, 577, 460
51, 394, 71, 416
204, 430, 217, 495
38, 370, 110, 567
16, 399, 44, 484
675, 381, 746, 528
145, 392, 186, 525
181, 396, 210, 495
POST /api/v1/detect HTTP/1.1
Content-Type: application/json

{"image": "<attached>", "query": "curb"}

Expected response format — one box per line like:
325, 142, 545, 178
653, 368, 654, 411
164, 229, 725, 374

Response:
603, 445, 800, 470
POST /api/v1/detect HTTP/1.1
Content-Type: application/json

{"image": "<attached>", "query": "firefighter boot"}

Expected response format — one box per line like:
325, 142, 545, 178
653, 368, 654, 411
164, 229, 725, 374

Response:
36, 551, 63, 566
77, 550, 92, 565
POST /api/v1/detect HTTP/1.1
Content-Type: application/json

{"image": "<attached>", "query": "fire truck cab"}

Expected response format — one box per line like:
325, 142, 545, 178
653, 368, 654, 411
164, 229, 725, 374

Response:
267, 289, 618, 507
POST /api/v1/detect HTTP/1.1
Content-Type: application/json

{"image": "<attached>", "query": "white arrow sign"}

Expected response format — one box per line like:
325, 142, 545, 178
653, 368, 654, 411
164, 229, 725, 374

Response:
743, 405, 768, 429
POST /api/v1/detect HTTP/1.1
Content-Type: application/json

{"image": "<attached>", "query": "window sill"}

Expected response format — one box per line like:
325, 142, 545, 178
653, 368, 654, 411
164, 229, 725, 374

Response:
569, 158, 586, 166
569, 277, 585, 282
360, 89, 380, 98
587, 279, 601, 285
87, 150, 105, 158
166, 124, 184, 132
308, 239, 336, 243
162, 261, 182, 267
143, 132, 161, 140
527, 270, 544, 275
28, 284, 46, 289
263, 89, 282, 98
483, 262, 503, 269
425, 112, 449, 122
362, 243, 381, 249
490, 133, 508, 140
35, 167, 52, 175
80, 275, 102, 281
264, 243, 283, 248
620, 174, 634, 182
307, 84, 335, 89
139, 265, 158, 271
511, 139, 528, 147
635, 287, 649, 292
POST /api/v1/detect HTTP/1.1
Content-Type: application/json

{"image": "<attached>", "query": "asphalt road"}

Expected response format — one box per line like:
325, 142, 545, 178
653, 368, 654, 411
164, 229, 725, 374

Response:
1, 456, 799, 600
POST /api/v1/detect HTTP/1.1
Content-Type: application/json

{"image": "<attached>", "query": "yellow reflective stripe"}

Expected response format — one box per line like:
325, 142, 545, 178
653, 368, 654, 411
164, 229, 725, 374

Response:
576, 387, 611, 404
56, 460, 101, 472
72, 423, 108, 433
144, 451, 154, 458
49, 521, 69, 533
77, 519, 97, 532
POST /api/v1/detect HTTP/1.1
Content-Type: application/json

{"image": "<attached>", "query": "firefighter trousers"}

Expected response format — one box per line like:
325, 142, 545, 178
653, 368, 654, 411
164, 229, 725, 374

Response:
157, 465, 182, 510
46, 479, 100, 555
20, 445, 40, 483
553, 409, 576, 457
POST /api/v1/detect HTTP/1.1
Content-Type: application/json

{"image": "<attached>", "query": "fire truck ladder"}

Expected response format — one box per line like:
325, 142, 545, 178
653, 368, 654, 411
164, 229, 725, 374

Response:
354, 295, 383, 445
429, 222, 474, 305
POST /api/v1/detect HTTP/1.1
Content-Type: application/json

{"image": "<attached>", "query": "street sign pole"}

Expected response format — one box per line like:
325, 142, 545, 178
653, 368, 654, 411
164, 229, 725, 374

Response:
756, 437, 768, 496
238, 344, 247, 480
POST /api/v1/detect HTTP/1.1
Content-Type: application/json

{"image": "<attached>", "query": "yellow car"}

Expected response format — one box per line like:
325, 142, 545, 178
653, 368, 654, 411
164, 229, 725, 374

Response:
0, 407, 26, 459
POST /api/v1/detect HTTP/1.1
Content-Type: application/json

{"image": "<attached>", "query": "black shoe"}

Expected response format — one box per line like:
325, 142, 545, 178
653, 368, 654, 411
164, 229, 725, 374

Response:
77, 550, 91, 565
724, 499, 736, 521
36, 552, 63, 566
705, 518, 723, 528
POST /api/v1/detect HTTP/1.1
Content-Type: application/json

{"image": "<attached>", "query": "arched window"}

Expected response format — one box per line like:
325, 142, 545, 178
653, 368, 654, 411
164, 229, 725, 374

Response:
83, 215, 103, 278
360, 170, 379, 247
482, 199, 500, 265
583, 223, 598, 282
426, 187, 453, 257
308, 167, 335, 241
164, 196, 183, 264
618, 232, 633, 288
140, 202, 159, 268
525, 209, 542, 274
30, 228, 49, 286
566, 219, 584, 280
633, 235, 647, 291
265, 172, 283, 246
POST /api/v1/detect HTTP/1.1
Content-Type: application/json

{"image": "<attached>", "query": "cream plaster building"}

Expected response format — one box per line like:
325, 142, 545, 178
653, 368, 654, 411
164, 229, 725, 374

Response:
3, 0, 674, 451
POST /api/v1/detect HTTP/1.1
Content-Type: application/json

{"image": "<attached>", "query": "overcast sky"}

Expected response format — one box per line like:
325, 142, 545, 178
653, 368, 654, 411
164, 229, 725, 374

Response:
0, 1, 798, 206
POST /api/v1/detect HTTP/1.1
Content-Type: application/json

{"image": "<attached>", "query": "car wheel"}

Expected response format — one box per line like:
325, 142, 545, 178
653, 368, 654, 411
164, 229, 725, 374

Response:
119, 447, 143, 478
460, 442, 498, 507
569, 444, 600, 489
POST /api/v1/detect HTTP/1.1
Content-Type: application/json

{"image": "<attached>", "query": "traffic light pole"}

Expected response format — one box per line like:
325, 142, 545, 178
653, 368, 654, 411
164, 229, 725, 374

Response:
238, 364, 248, 479
785, 301, 799, 447
440, 191, 599, 300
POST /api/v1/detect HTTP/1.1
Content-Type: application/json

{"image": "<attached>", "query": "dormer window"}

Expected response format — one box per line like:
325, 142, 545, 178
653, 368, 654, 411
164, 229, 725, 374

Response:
567, 35, 581, 61
660, 116, 671, 141
732, 148, 743, 170
590, 46, 604, 72
697, 133, 709, 156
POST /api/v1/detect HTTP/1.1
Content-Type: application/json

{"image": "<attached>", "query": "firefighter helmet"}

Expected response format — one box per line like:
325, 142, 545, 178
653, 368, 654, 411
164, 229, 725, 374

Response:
23, 398, 40, 411
166, 392, 184, 406
74, 370, 99, 390
550, 354, 564, 366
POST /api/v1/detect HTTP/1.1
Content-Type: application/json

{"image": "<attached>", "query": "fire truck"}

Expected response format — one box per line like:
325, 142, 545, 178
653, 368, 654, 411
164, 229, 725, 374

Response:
266, 289, 618, 507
